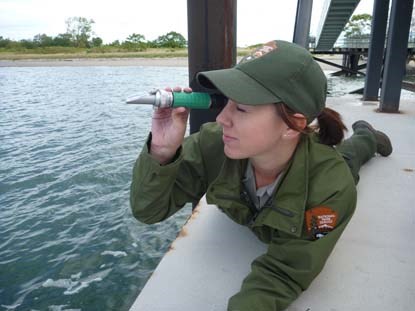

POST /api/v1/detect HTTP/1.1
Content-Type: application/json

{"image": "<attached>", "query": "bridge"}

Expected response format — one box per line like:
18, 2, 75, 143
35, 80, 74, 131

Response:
314, 0, 415, 51
315, 0, 361, 51
296, 0, 415, 105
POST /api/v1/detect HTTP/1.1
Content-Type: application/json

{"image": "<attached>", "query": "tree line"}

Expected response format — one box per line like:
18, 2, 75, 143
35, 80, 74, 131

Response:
343, 13, 415, 39
0, 17, 187, 51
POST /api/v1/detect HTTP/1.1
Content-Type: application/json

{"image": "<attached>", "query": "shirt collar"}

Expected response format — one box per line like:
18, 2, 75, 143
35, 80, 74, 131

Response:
243, 160, 284, 198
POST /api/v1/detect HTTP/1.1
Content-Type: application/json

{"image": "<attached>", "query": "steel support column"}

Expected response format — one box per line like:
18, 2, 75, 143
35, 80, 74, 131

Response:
380, 0, 414, 112
293, 0, 313, 48
187, 0, 237, 133
363, 0, 390, 101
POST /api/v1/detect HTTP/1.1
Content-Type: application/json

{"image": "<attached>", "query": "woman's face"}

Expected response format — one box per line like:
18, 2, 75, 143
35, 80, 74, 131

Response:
216, 100, 289, 160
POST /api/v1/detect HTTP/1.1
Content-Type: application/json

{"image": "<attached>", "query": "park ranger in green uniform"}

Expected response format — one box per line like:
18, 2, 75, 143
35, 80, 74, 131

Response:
130, 40, 392, 310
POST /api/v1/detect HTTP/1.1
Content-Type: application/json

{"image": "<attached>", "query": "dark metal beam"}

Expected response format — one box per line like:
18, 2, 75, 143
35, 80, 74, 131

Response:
293, 0, 313, 48
187, 0, 237, 133
379, 0, 414, 112
313, 56, 366, 76
363, 0, 390, 101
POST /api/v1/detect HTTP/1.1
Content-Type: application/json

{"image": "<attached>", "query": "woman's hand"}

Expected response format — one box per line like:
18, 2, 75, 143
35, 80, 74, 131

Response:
150, 86, 191, 164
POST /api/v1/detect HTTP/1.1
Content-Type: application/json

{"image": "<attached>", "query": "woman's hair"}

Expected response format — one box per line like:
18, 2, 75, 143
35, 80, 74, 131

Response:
275, 103, 347, 146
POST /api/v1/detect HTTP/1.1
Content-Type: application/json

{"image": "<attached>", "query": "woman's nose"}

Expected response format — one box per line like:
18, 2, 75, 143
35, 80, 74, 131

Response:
216, 100, 233, 127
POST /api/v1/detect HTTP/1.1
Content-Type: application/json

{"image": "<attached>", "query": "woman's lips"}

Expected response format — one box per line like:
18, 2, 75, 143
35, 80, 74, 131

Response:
222, 134, 237, 144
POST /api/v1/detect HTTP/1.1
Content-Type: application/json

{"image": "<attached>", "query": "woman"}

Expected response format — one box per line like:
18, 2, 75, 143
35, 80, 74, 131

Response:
130, 40, 392, 310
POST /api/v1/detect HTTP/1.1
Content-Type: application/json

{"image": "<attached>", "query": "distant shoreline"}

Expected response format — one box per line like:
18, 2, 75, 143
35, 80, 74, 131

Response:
0, 57, 190, 67
0, 56, 346, 70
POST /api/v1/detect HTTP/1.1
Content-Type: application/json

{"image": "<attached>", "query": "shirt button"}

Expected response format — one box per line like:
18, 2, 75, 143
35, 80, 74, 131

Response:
290, 226, 297, 233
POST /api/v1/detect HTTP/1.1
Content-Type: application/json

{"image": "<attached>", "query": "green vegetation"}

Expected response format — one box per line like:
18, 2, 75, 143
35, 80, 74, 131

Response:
343, 14, 372, 39
0, 47, 189, 60
65, 17, 98, 48
0, 16, 190, 59
0, 31, 188, 52
0, 16, 257, 60
0, 47, 251, 61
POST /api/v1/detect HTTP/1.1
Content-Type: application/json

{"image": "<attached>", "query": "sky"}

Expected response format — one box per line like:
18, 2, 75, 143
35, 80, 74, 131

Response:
0, 0, 375, 47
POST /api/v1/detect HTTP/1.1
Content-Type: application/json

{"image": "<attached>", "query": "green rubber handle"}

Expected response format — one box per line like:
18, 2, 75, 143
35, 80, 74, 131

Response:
172, 92, 211, 109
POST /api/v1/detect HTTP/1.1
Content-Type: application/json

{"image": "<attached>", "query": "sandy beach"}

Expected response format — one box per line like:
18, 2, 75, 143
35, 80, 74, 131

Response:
0, 56, 346, 71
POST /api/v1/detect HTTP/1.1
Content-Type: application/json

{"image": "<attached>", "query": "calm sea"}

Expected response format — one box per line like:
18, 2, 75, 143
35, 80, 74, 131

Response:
0, 66, 413, 311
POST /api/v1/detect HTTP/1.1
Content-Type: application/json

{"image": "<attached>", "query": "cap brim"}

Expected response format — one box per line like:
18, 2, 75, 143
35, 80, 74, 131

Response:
197, 68, 282, 105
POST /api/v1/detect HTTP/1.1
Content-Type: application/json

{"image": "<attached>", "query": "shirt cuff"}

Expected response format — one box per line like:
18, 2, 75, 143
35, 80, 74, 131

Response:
139, 132, 183, 177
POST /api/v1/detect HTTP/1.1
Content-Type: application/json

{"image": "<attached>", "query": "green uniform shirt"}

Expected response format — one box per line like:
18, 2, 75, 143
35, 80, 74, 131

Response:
130, 122, 357, 311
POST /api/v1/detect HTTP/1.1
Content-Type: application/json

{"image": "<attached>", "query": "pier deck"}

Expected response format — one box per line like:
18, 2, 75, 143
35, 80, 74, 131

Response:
130, 95, 415, 311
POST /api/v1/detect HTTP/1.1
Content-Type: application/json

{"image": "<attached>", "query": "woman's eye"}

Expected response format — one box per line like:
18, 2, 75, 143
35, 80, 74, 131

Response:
236, 106, 246, 112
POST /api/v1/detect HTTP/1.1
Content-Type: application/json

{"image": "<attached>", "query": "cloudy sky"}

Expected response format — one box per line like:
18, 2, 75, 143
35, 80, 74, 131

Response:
0, 0, 375, 46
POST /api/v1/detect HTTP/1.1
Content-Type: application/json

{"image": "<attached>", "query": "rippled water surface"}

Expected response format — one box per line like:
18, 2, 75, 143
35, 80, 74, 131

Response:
0, 66, 413, 311
0, 66, 191, 311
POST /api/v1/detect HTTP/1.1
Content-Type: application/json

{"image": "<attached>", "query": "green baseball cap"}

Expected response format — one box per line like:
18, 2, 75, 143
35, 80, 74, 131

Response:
196, 40, 327, 123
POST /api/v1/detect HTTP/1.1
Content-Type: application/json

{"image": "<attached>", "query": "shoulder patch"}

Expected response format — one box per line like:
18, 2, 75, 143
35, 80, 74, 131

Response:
305, 206, 338, 240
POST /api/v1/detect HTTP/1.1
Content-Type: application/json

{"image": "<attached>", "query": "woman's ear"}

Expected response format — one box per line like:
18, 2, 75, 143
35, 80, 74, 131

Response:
292, 113, 307, 130
283, 113, 307, 139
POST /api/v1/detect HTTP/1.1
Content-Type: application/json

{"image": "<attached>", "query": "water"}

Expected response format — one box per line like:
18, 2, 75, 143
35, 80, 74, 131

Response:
0, 66, 191, 311
0, 66, 413, 311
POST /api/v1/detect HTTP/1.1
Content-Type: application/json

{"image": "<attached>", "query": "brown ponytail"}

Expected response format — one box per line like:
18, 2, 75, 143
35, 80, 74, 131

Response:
275, 104, 347, 146
315, 107, 347, 145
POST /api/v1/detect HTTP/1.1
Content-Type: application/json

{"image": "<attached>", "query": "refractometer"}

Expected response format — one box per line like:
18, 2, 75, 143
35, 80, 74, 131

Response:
126, 89, 227, 109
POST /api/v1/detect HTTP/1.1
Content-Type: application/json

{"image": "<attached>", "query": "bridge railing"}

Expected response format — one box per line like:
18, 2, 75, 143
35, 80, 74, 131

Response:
310, 32, 415, 50
315, 0, 331, 45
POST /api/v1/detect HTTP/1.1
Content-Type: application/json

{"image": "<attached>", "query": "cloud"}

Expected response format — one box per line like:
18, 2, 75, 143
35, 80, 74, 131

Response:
0, 0, 374, 45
